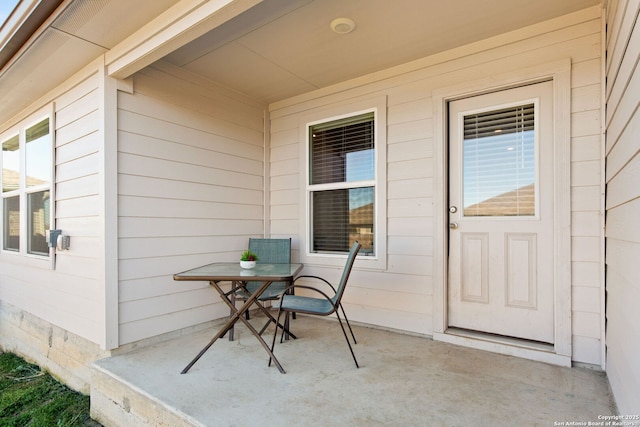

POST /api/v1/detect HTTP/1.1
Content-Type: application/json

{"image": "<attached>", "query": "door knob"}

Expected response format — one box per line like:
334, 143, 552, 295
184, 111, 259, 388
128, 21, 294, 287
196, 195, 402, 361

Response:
449, 222, 459, 230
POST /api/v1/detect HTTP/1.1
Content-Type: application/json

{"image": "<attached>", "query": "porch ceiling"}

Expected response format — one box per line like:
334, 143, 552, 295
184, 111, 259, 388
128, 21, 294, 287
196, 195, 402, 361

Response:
163, 0, 601, 104
0, 0, 601, 126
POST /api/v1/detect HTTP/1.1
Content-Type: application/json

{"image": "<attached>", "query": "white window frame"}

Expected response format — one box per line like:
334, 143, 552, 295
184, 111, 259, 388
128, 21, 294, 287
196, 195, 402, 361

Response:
299, 96, 387, 270
0, 105, 55, 262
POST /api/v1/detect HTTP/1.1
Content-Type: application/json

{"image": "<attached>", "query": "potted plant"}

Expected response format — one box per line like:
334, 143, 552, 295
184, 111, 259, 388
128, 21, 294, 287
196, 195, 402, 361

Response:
240, 250, 259, 269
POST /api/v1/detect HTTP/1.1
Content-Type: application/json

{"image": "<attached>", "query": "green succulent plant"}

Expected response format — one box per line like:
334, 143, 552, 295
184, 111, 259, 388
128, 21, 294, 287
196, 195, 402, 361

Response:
240, 250, 259, 261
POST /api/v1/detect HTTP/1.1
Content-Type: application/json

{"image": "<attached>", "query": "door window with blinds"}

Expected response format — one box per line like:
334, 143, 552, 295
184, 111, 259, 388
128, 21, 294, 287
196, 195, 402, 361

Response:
462, 103, 537, 217
308, 112, 375, 255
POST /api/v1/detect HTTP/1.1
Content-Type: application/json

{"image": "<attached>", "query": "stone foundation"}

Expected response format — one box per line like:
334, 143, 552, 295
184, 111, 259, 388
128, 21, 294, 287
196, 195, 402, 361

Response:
0, 301, 110, 394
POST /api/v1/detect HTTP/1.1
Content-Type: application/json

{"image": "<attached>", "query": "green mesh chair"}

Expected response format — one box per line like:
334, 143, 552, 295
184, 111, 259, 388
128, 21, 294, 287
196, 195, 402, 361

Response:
269, 241, 361, 369
229, 238, 295, 341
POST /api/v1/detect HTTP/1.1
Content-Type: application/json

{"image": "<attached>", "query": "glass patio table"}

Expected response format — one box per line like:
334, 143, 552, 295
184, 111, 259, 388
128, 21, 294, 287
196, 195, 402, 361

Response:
173, 262, 303, 374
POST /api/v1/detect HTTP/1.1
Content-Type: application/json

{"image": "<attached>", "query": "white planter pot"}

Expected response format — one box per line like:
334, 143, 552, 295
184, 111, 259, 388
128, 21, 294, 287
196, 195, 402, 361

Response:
240, 260, 256, 269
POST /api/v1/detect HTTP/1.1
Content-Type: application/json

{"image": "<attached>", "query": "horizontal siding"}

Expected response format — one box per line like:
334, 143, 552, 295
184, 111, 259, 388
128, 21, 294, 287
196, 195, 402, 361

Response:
604, 0, 640, 414
269, 8, 604, 363
117, 63, 267, 345
119, 303, 225, 345
0, 69, 105, 344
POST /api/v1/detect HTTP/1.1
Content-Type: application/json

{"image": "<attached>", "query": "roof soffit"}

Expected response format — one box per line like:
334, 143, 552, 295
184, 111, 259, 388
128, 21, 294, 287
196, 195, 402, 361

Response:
0, 0, 178, 125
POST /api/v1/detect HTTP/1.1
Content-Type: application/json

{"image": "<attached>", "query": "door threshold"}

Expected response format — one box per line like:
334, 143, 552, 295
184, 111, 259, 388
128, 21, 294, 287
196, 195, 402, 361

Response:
446, 327, 554, 351
433, 328, 571, 367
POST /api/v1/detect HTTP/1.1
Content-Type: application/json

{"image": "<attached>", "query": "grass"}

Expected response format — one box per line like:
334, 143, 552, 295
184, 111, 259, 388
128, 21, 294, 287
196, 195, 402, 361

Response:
0, 352, 101, 426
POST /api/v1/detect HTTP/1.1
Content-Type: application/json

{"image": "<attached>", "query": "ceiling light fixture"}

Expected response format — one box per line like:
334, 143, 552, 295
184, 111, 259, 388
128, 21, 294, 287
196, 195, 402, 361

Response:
330, 18, 356, 34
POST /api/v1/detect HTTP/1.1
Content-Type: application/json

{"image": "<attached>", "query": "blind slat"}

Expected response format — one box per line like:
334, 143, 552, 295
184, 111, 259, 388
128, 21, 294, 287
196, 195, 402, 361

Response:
463, 103, 536, 217
310, 112, 374, 185
464, 104, 534, 139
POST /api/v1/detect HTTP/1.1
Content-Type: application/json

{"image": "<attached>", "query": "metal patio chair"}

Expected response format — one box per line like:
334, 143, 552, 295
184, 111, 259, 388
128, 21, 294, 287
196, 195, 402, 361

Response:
229, 238, 295, 340
269, 241, 361, 369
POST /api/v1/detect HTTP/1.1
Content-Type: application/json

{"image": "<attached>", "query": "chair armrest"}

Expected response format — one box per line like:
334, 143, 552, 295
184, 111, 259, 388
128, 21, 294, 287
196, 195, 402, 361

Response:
292, 275, 338, 293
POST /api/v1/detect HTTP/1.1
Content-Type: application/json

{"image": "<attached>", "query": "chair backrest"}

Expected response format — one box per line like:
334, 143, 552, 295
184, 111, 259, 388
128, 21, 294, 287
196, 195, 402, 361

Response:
248, 238, 291, 264
331, 241, 361, 305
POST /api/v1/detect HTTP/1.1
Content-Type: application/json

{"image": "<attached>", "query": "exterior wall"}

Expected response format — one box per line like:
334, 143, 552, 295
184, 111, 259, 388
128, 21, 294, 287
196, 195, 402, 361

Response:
604, 0, 640, 414
269, 7, 605, 364
0, 59, 112, 391
116, 62, 266, 345
0, 2, 615, 396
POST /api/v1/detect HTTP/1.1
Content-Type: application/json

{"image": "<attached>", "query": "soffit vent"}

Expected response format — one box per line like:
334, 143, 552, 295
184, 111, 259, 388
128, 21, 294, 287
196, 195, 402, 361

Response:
0, 27, 72, 110
51, 0, 109, 40
0, 26, 71, 81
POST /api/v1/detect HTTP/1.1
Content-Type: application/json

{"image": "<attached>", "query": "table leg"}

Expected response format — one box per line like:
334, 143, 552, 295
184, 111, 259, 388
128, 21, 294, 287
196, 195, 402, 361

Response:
233, 307, 286, 374
181, 280, 287, 374
224, 281, 287, 373
180, 320, 236, 374
227, 280, 238, 341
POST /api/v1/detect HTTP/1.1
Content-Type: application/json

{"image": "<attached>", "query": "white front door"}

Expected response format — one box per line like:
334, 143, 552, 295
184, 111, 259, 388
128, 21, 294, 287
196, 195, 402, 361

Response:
448, 81, 555, 343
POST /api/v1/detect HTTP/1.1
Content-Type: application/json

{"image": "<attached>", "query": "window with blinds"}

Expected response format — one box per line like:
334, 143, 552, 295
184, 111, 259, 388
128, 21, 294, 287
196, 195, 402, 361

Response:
309, 112, 374, 254
462, 103, 536, 217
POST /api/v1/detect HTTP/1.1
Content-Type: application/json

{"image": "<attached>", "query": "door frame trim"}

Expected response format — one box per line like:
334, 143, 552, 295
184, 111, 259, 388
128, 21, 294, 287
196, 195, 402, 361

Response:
431, 59, 572, 364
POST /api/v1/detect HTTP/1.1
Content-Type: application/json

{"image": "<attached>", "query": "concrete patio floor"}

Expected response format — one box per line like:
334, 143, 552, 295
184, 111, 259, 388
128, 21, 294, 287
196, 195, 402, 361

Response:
91, 315, 617, 426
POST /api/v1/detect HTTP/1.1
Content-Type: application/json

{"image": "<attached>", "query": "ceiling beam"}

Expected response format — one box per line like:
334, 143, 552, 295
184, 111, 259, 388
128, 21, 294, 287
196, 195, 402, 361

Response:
105, 0, 262, 79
